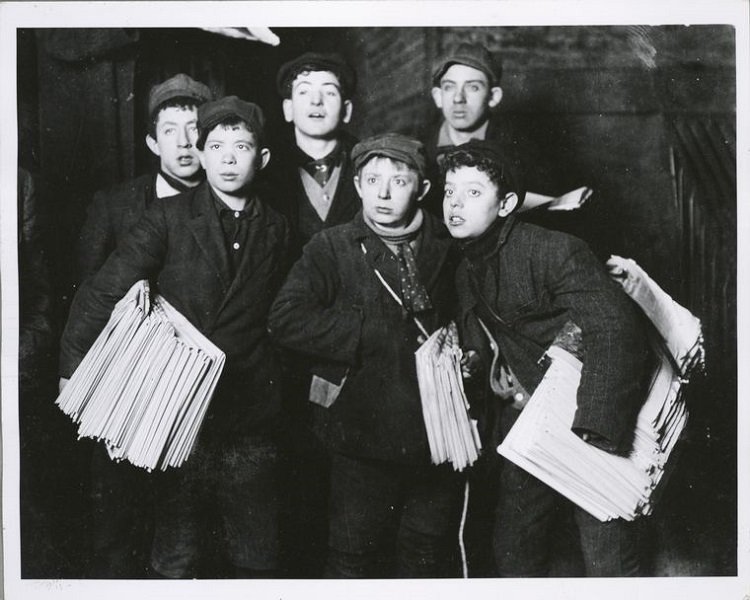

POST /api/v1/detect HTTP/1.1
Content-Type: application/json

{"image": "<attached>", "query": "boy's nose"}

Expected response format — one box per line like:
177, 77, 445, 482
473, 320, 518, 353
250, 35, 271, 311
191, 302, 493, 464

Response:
453, 86, 467, 103
378, 182, 391, 199
222, 152, 236, 164
177, 127, 191, 147
310, 90, 323, 105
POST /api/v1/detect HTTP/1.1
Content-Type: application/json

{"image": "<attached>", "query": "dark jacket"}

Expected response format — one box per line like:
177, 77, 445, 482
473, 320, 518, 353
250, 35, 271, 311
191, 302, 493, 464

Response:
60, 181, 289, 438
262, 131, 360, 258
457, 216, 647, 452
268, 211, 459, 464
76, 172, 157, 283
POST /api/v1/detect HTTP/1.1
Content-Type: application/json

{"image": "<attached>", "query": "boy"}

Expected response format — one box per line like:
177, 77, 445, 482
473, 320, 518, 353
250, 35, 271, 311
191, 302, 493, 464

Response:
76, 73, 212, 283
266, 51, 360, 256
269, 133, 464, 578
442, 140, 648, 576
70, 72, 212, 578
265, 51, 360, 576
424, 43, 570, 222
59, 96, 288, 579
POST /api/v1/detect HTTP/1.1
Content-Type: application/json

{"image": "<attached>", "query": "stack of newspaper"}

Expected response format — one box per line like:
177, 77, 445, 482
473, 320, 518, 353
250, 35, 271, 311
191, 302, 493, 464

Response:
416, 321, 482, 472
56, 280, 225, 472
497, 257, 704, 521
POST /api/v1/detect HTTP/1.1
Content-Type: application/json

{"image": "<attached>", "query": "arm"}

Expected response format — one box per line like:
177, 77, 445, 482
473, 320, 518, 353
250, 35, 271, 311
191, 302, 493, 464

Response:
545, 235, 647, 452
268, 232, 363, 367
59, 199, 168, 377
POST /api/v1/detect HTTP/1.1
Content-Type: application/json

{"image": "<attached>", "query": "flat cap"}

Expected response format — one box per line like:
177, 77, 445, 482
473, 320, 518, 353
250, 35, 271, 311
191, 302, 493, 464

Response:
276, 51, 356, 98
148, 73, 213, 117
351, 133, 427, 176
196, 96, 265, 149
431, 43, 501, 86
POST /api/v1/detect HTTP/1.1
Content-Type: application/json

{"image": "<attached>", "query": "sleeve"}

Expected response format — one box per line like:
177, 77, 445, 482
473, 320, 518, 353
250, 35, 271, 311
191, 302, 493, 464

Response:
59, 199, 169, 377
268, 232, 363, 367
76, 190, 116, 284
544, 234, 648, 452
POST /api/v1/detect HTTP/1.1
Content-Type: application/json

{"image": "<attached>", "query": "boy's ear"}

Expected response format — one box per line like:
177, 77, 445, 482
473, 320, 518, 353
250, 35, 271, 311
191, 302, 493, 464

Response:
417, 179, 432, 202
431, 87, 443, 109
259, 148, 271, 170
197, 147, 207, 170
353, 174, 362, 198
342, 100, 353, 124
282, 99, 294, 123
488, 86, 503, 108
145, 134, 160, 157
498, 192, 518, 217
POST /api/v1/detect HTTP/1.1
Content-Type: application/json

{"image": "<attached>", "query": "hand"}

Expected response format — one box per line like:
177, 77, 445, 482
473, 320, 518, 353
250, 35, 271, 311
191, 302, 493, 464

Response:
200, 27, 280, 46
58, 377, 69, 393
461, 350, 481, 379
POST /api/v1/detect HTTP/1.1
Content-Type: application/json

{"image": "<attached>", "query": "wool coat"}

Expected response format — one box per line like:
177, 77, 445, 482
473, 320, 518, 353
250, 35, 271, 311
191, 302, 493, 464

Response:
268, 210, 460, 464
76, 172, 157, 283
456, 215, 648, 452
60, 181, 289, 439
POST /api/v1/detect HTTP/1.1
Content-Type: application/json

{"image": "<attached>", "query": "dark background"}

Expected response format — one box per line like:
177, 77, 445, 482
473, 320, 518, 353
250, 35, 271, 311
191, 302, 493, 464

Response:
16, 25, 736, 578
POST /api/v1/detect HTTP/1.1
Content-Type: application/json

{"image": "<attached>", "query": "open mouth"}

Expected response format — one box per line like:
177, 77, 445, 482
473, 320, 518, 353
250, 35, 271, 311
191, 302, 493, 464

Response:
308, 112, 326, 119
177, 155, 194, 165
447, 215, 465, 225
220, 173, 238, 180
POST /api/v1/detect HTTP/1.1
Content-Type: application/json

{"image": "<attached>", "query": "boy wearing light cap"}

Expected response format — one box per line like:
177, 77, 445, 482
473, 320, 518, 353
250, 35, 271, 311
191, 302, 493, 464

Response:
59, 96, 288, 578
76, 73, 213, 283
266, 51, 361, 256
269, 133, 464, 578
442, 140, 647, 576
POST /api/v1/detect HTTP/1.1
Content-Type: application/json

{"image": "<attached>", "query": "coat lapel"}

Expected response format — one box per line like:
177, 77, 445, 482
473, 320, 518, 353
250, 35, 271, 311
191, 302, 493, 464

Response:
186, 184, 232, 292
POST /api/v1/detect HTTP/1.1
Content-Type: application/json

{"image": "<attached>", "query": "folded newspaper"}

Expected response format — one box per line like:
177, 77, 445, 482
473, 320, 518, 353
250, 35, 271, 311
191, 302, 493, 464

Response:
56, 280, 226, 471
497, 256, 704, 521
416, 321, 482, 472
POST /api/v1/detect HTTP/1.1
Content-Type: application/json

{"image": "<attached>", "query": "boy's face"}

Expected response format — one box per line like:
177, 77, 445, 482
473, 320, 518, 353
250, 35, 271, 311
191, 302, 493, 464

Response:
431, 64, 502, 133
443, 165, 517, 239
146, 106, 201, 183
198, 123, 270, 198
355, 157, 430, 230
282, 70, 353, 140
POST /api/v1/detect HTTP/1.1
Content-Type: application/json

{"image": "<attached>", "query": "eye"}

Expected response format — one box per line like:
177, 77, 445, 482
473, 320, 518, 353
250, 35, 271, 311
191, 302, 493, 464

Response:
444, 188, 454, 196
393, 178, 406, 187
162, 127, 175, 136
366, 176, 377, 185
441, 83, 455, 92
468, 188, 481, 197
209, 143, 220, 150
468, 84, 480, 92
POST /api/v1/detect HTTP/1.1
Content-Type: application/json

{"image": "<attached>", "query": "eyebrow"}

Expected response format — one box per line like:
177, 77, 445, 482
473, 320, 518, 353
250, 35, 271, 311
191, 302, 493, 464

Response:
293, 80, 341, 90
440, 78, 487, 85
159, 119, 197, 127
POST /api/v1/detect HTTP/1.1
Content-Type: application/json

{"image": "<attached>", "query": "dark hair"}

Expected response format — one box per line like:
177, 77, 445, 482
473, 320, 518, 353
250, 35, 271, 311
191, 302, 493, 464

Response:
148, 97, 200, 139
195, 116, 264, 151
439, 149, 515, 200
281, 65, 352, 100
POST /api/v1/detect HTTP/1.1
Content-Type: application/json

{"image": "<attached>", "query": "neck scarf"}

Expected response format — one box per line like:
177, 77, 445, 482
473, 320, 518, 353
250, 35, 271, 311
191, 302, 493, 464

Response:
364, 209, 433, 314
158, 169, 203, 194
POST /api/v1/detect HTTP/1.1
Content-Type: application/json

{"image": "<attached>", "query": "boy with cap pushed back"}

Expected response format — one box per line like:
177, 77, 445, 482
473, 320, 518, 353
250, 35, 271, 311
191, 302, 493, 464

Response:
76, 73, 213, 284
441, 139, 648, 576
269, 133, 465, 578
59, 96, 289, 578
266, 51, 360, 257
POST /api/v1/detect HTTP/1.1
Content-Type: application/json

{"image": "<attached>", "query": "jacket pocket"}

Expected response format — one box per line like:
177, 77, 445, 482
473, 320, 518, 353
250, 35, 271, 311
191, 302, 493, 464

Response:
308, 373, 348, 408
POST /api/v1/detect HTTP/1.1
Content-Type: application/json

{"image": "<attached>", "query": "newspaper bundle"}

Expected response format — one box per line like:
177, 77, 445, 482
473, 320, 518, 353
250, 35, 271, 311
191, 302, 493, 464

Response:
56, 280, 226, 471
416, 321, 482, 472
497, 256, 704, 521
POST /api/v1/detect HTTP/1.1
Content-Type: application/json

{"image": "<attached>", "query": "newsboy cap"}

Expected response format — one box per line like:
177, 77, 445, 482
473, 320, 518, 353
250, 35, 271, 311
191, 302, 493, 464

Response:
276, 51, 356, 98
148, 73, 213, 117
196, 96, 265, 149
431, 43, 502, 87
351, 133, 427, 177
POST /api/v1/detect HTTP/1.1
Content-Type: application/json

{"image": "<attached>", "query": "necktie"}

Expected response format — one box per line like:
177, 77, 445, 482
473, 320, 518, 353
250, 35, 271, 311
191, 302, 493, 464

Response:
396, 242, 432, 314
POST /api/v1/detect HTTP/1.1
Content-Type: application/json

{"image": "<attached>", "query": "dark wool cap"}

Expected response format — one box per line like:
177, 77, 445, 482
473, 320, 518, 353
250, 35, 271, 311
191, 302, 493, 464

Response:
148, 73, 213, 117
276, 51, 356, 98
431, 43, 502, 87
196, 96, 265, 149
351, 133, 427, 177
